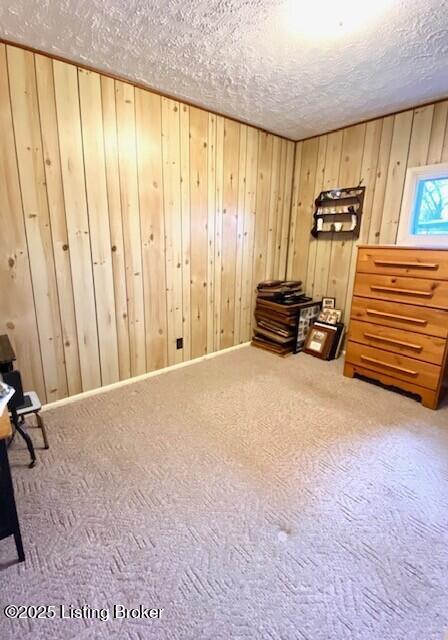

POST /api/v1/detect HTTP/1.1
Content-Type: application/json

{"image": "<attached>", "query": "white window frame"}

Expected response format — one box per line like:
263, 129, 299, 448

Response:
397, 163, 448, 247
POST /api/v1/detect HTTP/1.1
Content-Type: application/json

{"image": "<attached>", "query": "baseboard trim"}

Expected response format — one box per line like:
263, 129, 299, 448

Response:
43, 342, 251, 412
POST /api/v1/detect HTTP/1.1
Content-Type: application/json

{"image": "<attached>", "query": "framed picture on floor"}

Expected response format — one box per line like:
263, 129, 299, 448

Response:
318, 308, 342, 325
322, 297, 336, 309
295, 301, 322, 352
303, 323, 335, 360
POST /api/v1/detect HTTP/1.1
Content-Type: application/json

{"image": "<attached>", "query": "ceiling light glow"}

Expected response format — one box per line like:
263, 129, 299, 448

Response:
284, 0, 392, 38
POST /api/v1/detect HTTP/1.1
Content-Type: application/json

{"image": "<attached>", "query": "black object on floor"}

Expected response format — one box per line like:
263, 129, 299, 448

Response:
0, 334, 16, 374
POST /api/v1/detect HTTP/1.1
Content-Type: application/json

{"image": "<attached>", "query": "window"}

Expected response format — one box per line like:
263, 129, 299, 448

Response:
413, 176, 448, 235
397, 164, 448, 246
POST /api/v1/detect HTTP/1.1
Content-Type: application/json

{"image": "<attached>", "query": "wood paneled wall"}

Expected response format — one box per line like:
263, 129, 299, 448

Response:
287, 101, 448, 321
3, 39, 445, 405
0, 43, 294, 403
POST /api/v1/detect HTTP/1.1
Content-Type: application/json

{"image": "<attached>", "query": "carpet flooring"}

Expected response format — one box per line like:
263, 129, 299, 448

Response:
1, 346, 447, 640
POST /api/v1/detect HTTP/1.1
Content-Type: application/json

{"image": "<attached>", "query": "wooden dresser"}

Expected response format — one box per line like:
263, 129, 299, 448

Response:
344, 245, 448, 409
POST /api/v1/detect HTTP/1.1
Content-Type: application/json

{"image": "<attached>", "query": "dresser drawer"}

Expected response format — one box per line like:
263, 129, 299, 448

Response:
357, 247, 448, 280
354, 272, 448, 310
348, 319, 446, 365
345, 341, 441, 390
350, 296, 448, 338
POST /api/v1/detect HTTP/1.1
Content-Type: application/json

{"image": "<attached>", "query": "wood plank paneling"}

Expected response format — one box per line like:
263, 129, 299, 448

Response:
344, 119, 383, 313
233, 124, 247, 346
8, 42, 446, 404
116, 80, 146, 376
442, 110, 448, 162
266, 136, 281, 278
252, 132, 273, 328
213, 116, 225, 351
189, 107, 209, 358
312, 131, 343, 301
8, 46, 67, 402
206, 114, 217, 354
78, 67, 119, 386
305, 135, 327, 294
1, 42, 290, 403
220, 119, 240, 349
180, 104, 191, 361
277, 141, 295, 278
35, 54, 82, 396
135, 88, 168, 371
100, 75, 131, 380
367, 115, 394, 244
161, 98, 184, 365
240, 127, 259, 342
288, 101, 448, 325
427, 101, 448, 164
286, 141, 302, 279
326, 123, 366, 316
53, 59, 101, 392
287, 138, 319, 282
407, 105, 434, 168
379, 111, 413, 244
0, 44, 45, 400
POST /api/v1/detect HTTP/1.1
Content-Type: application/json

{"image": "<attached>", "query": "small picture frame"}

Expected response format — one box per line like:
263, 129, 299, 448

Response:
303, 324, 335, 360
318, 307, 342, 325
322, 297, 336, 309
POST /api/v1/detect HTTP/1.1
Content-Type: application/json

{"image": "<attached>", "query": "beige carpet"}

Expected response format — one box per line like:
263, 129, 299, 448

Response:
1, 346, 447, 640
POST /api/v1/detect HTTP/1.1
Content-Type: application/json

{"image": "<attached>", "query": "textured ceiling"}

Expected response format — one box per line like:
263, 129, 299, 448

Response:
1, 0, 448, 139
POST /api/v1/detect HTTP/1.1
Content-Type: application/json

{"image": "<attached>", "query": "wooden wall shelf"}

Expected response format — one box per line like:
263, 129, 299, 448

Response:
311, 186, 365, 239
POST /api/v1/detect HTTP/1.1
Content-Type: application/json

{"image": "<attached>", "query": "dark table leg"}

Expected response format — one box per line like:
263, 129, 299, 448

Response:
14, 422, 36, 469
11, 408, 36, 469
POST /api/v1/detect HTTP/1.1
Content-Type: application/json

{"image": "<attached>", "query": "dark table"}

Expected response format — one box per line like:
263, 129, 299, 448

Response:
0, 404, 25, 562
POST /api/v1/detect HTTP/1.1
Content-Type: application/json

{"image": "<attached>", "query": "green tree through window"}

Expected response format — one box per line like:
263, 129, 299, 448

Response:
413, 177, 448, 235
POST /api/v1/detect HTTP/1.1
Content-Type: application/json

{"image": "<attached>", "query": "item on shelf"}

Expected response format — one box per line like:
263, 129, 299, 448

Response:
311, 186, 365, 239
317, 187, 362, 201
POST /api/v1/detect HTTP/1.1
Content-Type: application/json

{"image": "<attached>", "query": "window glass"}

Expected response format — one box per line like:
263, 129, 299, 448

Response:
412, 176, 448, 235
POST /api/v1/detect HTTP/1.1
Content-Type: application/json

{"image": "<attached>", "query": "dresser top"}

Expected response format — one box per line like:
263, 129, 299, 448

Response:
357, 244, 448, 251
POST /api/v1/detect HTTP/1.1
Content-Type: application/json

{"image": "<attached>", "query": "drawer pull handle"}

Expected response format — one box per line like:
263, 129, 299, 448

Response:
360, 355, 418, 377
363, 332, 423, 352
365, 308, 427, 325
370, 285, 433, 298
373, 259, 439, 270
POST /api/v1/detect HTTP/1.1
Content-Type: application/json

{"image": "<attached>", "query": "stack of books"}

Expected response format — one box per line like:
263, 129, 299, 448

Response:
252, 280, 308, 356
